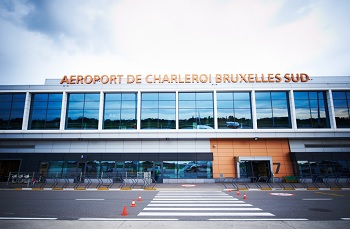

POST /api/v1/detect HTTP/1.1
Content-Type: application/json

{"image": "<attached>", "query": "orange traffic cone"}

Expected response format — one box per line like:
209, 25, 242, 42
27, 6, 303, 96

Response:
243, 193, 247, 199
138, 195, 142, 202
237, 190, 240, 196
121, 205, 128, 216
131, 199, 136, 207
228, 189, 232, 192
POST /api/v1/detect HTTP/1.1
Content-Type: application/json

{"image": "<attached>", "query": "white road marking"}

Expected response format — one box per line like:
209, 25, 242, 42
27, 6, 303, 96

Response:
151, 200, 245, 203
143, 207, 262, 211
78, 218, 178, 221
302, 198, 332, 201
0, 217, 57, 220
148, 204, 253, 207
209, 218, 308, 221
139, 212, 275, 217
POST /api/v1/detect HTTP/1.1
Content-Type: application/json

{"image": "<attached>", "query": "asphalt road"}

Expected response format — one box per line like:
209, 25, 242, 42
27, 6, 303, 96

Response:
0, 189, 350, 228
1, 189, 350, 220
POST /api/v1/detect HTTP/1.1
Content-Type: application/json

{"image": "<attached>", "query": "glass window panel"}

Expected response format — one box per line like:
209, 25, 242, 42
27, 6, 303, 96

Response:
31, 110, 46, 120
47, 101, 62, 109
141, 108, 158, 119
33, 94, 48, 101
84, 101, 100, 109
217, 92, 233, 100
49, 93, 62, 101
33, 101, 47, 109
159, 93, 175, 100
197, 92, 213, 100
272, 100, 288, 108
105, 93, 121, 100
85, 94, 100, 101
256, 109, 273, 119
122, 93, 136, 100
2, 101, 12, 109
256, 100, 271, 109
196, 100, 213, 108
334, 108, 349, 118
271, 92, 287, 100
234, 100, 251, 108
179, 92, 195, 100
121, 100, 136, 109
234, 92, 250, 100
294, 92, 309, 99
294, 100, 309, 109
69, 94, 84, 101
255, 92, 271, 100
333, 100, 347, 108
332, 91, 346, 99
159, 100, 175, 108
159, 109, 176, 120
67, 109, 83, 120
104, 101, 121, 110
104, 110, 121, 121
11, 101, 25, 109
84, 109, 99, 119
217, 100, 234, 109
13, 93, 26, 101
9, 109, 24, 121
142, 93, 158, 100
179, 100, 195, 108
0, 111, 10, 120
68, 101, 84, 109
309, 92, 317, 100
142, 100, 157, 108
0, 94, 12, 101
120, 109, 136, 120
273, 108, 289, 118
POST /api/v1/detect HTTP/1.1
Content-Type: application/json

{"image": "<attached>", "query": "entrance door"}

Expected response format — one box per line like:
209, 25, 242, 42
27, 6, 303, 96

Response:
239, 159, 272, 181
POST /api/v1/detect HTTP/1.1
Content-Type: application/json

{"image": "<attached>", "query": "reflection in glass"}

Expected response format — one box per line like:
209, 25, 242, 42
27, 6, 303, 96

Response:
217, 92, 252, 129
332, 91, 350, 128
179, 92, 214, 129
255, 91, 291, 128
66, 93, 100, 129
141, 92, 176, 129
0, 93, 26, 130
29, 93, 62, 130
294, 91, 330, 128
103, 93, 137, 129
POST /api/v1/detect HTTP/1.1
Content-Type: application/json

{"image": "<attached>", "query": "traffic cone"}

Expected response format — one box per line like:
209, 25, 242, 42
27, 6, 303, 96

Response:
228, 189, 232, 192
121, 205, 128, 216
138, 195, 142, 202
237, 190, 240, 196
243, 193, 247, 199
131, 199, 136, 207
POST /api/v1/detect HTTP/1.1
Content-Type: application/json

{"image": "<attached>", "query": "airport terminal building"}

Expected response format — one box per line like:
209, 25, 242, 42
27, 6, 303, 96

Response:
1, 73, 350, 183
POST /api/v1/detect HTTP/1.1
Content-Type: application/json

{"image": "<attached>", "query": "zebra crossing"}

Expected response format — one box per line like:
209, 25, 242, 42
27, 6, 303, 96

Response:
138, 191, 275, 219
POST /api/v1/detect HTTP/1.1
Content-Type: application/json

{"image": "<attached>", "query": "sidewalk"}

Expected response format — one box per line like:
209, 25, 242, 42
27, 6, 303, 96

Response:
1, 181, 350, 191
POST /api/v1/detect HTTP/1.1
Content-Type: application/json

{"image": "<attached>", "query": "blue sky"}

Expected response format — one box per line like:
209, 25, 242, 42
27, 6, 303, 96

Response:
0, 0, 350, 85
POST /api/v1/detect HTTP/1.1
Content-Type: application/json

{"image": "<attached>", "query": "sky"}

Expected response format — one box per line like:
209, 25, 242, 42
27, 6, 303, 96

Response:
0, 0, 350, 85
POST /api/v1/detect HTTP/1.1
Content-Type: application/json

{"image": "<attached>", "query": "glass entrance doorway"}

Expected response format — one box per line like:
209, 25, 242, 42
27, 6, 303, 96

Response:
239, 160, 271, 182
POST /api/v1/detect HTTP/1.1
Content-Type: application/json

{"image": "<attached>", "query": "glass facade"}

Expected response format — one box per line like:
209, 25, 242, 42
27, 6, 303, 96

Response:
217, 92, 252, 129
66, 93, 100, 129
103, 93, 137, 129
332, 91, 350, 128
0, 93, 26, 130
141, 92, 176, 129
294, 91, 330, 128
255, 91, 291, 128
0, 90, 349, 130
178, 92, 214, 129
297, 160, 350, 179
28, 93, 62, 130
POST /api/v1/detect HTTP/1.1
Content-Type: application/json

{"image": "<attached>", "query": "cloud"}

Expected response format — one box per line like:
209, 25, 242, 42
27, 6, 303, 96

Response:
0, 0, 350, 85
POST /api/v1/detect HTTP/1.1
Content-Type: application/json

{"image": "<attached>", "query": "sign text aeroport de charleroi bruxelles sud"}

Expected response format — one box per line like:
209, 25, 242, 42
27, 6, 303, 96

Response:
59, 73, 310, 85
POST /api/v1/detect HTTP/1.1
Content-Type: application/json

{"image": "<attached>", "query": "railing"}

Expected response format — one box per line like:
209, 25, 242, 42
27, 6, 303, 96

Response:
6, 171, 156, 189
219, 174, 350, 190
